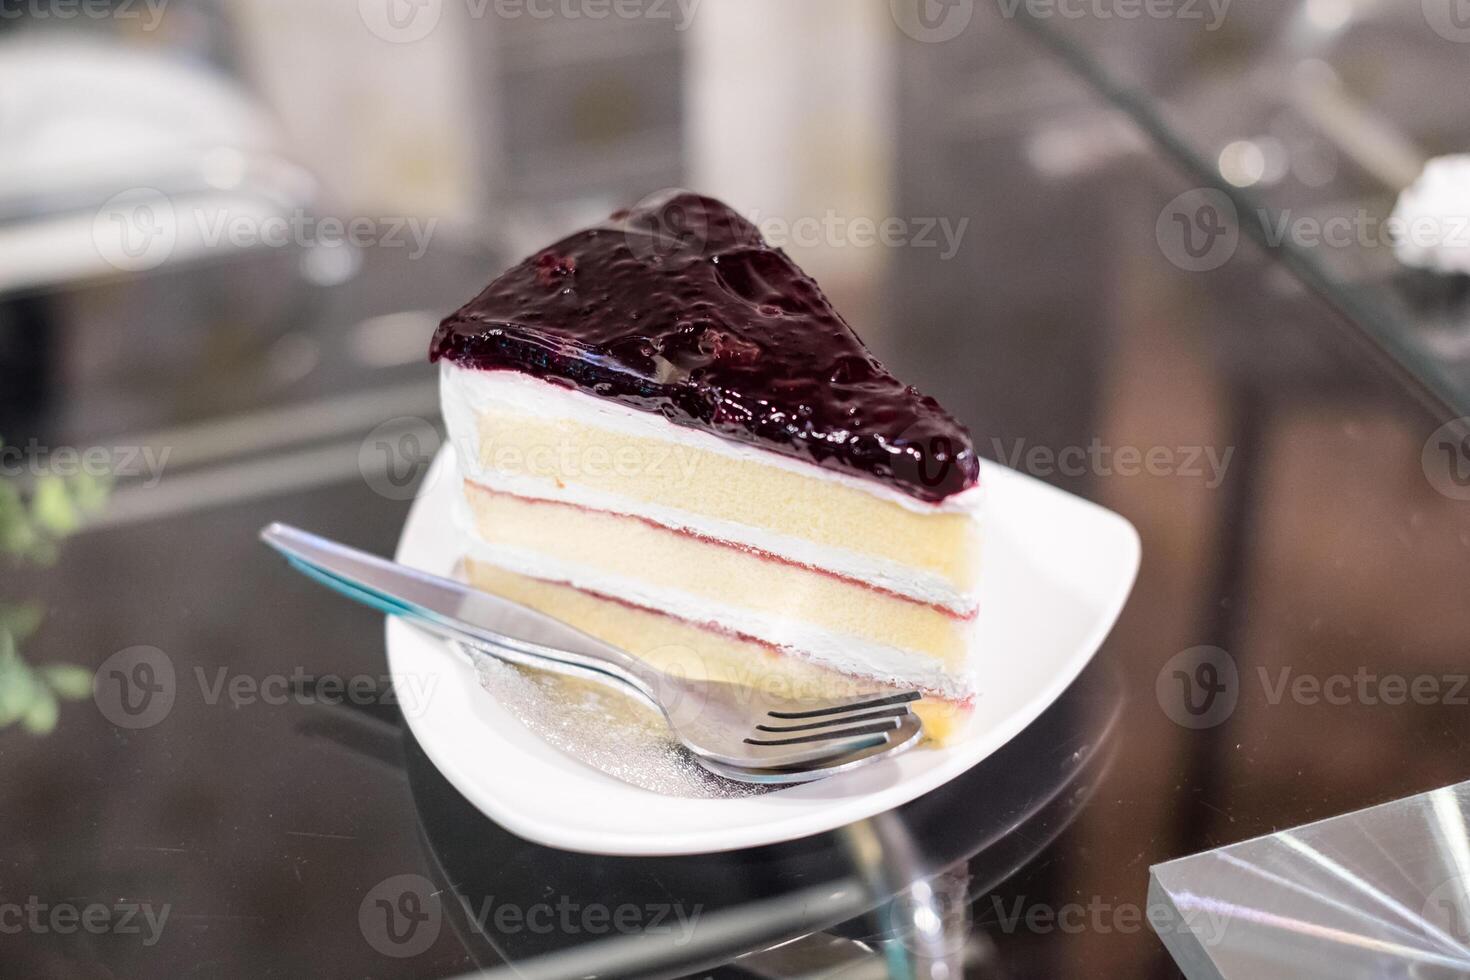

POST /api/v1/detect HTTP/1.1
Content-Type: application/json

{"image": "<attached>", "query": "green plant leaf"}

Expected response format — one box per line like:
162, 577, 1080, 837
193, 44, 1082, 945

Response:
0, 652, 37, 728
20, 686, 58, 735
40, 663, 93, 701
0, 475, 21, 514
0, 603, 44, 643
0, 479, 35, 557
31, 476, 80, 538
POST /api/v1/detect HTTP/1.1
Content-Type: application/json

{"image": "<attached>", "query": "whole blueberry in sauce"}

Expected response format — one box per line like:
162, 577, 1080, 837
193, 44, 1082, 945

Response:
430, 192, 978, 502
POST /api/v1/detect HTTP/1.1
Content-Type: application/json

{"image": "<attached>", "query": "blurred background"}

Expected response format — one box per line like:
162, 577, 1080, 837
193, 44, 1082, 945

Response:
6, 0, 1470, 454
4, 1, 1470, 977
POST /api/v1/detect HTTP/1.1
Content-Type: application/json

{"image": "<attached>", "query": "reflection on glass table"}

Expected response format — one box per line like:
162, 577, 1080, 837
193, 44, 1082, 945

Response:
298, 658, 1121, 978
1021, 1, 1470, 415
1152, 779, 1470, 978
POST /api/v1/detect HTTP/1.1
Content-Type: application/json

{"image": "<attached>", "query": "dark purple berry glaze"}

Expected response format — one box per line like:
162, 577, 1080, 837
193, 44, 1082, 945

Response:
430, 192, 978, 503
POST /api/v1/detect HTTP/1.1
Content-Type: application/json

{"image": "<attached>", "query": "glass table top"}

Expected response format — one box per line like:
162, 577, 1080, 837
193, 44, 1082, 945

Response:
1018, 0, 1470, 416
5, 6, 1470, 978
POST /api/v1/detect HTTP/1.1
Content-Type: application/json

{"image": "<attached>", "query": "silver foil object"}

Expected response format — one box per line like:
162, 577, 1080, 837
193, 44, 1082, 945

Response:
1151, 779, 1470, 978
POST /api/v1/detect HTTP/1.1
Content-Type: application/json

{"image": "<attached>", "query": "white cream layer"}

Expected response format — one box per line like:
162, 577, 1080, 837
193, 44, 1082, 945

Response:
458, 531, 979, 699
440, 360, 983, 612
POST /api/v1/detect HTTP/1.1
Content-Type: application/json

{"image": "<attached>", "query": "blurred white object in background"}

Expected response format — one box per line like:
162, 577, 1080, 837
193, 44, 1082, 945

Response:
453, 0, 687, 255
228, 0, 483, 224
687, 0, 893, 314
0, 34, 317, 293
0, 34, 277, 196
1392, 156, 1470, 276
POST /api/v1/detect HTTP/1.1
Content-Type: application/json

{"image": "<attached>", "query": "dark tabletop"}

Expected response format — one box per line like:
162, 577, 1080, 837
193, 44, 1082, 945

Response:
4, 8, 1470, 979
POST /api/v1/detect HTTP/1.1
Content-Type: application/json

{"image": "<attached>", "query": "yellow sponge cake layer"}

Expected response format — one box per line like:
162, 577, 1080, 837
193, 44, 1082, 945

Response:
474, 410, 979, 589
464, 482, 976, 677
442, 363, 982, 613
465, 560, 969, 746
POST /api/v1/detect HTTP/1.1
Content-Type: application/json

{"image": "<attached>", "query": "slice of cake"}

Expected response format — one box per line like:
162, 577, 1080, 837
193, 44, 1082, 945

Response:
432, 192, 982, 743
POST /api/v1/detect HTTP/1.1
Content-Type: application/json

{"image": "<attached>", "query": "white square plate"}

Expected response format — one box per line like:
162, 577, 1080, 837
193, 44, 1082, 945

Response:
387, 449, 1139, 855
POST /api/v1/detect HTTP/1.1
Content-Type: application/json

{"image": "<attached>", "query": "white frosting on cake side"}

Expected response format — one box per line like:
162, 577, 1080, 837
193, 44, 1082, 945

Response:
457, 535, 979, 700
441, 361, 982, 513
440, 360, 983, 613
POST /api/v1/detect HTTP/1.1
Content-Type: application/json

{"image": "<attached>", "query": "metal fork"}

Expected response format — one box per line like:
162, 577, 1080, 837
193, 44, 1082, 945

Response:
259, 524, 924, 774
444, 638, 926, 784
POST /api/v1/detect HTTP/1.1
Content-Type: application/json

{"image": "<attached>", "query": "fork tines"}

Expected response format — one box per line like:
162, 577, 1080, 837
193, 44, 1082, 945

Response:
743, 691, 922, 748
764, 690, 923, 719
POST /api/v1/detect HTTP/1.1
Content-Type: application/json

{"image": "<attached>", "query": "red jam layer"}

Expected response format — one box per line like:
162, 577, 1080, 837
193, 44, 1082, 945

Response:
431, 192, 978, 503
479, 568, 970, 705
465, 479, 978, 619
